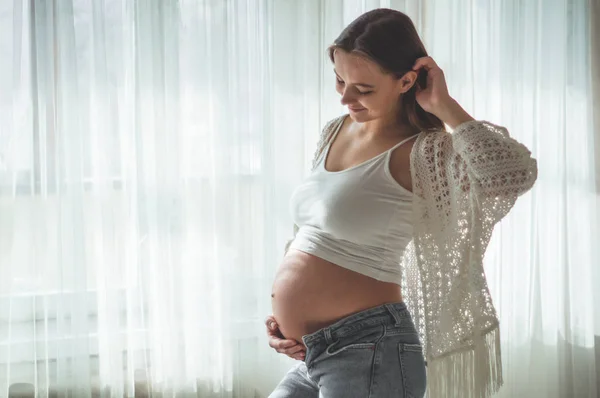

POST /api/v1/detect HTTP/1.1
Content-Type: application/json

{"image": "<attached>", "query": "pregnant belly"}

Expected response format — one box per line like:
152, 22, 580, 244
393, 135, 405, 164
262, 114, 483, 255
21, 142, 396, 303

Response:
271, 249, 402, 345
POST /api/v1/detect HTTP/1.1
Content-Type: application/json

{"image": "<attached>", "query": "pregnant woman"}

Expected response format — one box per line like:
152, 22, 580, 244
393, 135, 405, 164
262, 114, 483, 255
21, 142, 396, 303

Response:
266, 8, 537, 398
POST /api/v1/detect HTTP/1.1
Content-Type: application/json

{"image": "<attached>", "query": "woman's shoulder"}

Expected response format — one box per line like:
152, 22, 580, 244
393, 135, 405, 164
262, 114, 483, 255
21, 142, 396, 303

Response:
315, 114, 349, 149
322, 114, 348, 133
412, 128, 452, 154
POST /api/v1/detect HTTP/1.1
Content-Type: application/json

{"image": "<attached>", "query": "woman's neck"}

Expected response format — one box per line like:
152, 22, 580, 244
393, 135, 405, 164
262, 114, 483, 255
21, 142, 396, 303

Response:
353, 113, 417, 140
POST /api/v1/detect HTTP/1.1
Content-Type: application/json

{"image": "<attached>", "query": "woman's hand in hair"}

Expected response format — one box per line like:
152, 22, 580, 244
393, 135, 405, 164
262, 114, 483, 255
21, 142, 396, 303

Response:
412, 56, 474, 129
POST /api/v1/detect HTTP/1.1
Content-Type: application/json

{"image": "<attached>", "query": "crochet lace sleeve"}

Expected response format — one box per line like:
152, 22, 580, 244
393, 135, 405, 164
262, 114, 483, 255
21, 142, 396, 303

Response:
413, 120, 538, 226
452, 120, 537, 196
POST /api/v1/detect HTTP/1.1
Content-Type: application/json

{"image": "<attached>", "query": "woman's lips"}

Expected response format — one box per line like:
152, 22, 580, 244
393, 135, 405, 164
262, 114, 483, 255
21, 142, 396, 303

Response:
349, 107, 365, 112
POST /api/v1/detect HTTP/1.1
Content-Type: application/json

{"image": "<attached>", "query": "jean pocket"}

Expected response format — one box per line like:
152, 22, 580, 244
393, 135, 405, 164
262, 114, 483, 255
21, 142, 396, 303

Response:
398, 343, 427, 398
324, 325, 384, 357
325, 340, 376, 356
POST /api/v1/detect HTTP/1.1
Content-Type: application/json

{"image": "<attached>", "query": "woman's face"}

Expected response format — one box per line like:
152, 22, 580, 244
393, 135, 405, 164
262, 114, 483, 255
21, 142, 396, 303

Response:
333, 49, 415, 123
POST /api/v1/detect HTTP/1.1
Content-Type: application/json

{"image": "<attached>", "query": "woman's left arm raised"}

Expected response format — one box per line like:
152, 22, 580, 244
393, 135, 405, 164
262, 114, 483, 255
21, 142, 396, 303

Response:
412, 56, 538, 206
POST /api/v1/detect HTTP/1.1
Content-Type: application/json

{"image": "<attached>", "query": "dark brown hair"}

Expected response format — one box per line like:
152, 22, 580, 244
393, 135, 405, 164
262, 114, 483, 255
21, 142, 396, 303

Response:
328, 9, 444, 132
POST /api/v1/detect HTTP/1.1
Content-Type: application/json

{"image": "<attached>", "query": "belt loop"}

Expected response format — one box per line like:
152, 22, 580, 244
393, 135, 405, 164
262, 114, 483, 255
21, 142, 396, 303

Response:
384, 303, 403, 326
324, 328, 334, 344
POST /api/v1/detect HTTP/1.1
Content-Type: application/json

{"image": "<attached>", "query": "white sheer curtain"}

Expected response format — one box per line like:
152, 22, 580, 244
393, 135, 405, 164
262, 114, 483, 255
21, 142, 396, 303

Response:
0, 0, 294, 396
0, 0, 596, 397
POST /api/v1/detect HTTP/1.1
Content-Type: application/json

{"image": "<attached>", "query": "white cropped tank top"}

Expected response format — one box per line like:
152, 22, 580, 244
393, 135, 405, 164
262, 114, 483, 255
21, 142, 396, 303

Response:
289, 118, 419, 285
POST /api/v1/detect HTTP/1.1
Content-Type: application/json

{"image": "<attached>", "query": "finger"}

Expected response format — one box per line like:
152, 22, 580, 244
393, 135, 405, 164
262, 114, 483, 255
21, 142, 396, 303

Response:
265, 322, 281, 336
268, 338, 289, 350
264, 317, 277, 330
269, 335, 292, 349
266, 327, 279, 338
277, 340, 301, 350
267, 334, 287, 347
412, 56, 438, 72
268, 339, 280, 350
268, 337, 297, 350
283, 345, 306, 356
265, 322, 278, 333
266, 327, 285, 340
412, 56, 433, 71
292, 352, 306, 361
282, 344, 304, 354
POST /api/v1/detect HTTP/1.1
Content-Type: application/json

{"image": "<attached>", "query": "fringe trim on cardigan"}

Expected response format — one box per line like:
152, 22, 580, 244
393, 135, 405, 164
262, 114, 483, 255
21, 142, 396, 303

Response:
427, 325, 503, 398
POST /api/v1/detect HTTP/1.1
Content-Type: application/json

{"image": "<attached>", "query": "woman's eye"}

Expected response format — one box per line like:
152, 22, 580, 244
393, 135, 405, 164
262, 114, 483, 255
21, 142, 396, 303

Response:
336, 77, 372, 95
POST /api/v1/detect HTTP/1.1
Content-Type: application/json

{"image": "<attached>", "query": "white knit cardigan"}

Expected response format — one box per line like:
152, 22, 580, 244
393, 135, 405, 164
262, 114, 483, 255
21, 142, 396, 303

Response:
284, 115, 538, 398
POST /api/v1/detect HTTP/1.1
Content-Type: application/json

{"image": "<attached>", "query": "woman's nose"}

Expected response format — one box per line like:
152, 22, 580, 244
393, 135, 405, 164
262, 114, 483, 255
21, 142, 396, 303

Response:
340, 89, 354, 105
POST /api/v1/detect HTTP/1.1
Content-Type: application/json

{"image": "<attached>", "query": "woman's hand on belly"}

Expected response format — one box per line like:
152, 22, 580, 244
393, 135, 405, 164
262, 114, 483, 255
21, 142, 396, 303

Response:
265, 315, 306, 361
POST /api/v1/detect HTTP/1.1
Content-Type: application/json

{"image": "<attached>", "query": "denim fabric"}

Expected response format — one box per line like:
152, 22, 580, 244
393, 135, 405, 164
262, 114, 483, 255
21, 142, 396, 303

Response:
269, 302, 426, 398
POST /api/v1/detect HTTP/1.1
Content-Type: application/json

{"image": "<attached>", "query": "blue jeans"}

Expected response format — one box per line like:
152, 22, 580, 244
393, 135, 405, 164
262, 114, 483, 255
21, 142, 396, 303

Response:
268, 302, 427, 398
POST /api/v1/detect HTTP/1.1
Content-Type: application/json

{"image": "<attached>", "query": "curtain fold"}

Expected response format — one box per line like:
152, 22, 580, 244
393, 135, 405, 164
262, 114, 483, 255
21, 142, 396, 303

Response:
589, 0, 600, 393
0, 0, 596, 397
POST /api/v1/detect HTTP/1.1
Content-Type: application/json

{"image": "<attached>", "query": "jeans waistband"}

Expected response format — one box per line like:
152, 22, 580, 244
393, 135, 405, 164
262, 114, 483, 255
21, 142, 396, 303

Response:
301, 302, 412, 347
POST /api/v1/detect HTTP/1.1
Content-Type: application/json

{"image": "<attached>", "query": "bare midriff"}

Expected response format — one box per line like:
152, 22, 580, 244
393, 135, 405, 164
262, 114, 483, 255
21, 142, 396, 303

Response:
271, 249, 403, 346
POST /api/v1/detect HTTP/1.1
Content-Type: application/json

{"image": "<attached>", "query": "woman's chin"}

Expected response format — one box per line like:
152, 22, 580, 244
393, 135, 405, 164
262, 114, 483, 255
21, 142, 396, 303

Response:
348, 108, 368, 119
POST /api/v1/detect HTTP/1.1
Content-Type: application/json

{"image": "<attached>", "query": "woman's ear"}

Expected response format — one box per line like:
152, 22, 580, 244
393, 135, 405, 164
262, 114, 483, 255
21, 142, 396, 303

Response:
398, 70, 418, 94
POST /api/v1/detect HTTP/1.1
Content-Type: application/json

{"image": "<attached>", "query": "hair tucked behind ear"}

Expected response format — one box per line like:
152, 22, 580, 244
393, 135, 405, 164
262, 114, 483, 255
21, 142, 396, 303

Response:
328, 8, 444, 132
